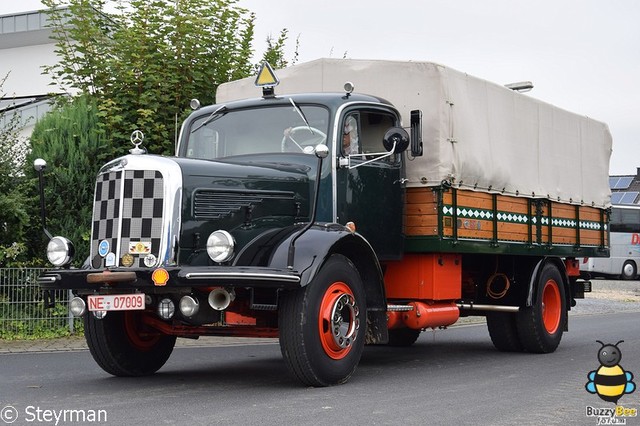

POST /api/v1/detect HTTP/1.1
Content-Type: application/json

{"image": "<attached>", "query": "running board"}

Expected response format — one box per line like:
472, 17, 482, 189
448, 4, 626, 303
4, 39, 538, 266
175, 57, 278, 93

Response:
388, 303, 519, 313
457, 303, 519, 313
386, 304, 414, 312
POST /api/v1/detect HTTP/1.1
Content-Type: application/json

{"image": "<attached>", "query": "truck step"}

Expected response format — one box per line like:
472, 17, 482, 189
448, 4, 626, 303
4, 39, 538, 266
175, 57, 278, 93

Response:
386, 304, 414, 312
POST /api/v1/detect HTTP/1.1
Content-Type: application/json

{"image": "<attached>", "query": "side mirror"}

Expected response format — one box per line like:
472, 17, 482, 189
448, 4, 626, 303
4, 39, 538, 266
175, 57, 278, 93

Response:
410, 109, 423, 156
382, 127, 410, 154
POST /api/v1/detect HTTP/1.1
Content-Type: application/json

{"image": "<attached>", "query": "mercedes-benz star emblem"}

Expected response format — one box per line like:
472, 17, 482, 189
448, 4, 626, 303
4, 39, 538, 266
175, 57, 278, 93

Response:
130, 130, 145, 147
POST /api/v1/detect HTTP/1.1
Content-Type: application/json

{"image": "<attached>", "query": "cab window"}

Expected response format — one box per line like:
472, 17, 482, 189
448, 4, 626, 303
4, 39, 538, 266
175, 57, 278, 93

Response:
341, 110, 397, 161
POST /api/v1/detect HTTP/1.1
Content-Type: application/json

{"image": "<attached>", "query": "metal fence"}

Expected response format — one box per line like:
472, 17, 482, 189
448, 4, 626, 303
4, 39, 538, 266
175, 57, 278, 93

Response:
0, 268, 81, 339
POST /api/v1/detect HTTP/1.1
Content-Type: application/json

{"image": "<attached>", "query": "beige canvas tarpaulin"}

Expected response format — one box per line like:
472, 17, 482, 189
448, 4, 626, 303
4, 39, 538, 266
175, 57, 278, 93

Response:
217, 58, 612, 208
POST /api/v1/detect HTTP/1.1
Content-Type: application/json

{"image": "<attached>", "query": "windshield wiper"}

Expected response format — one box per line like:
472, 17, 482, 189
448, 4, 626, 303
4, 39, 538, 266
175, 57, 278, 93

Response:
289, 98, 314, 135
190, 104, 227, 133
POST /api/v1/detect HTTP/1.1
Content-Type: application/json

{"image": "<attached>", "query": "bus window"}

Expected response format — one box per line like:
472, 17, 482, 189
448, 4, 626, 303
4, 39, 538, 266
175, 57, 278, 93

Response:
581, 205, 640, 279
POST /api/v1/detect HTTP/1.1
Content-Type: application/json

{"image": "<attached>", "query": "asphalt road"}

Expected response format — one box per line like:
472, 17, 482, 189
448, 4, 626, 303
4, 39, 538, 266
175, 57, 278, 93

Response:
1, 311, 639, 426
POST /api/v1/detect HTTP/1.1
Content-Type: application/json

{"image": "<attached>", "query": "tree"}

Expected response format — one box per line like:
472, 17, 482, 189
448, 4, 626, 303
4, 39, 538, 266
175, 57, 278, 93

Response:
23, 0, 297, 265
25, 96, 109, 265
260, 29, 300, 71
42, 0, 283, 157
0, 74, 30, 267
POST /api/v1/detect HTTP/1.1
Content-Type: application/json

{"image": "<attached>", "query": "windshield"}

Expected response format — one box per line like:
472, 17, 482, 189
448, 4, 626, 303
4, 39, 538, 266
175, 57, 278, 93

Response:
184, 104, 330, 160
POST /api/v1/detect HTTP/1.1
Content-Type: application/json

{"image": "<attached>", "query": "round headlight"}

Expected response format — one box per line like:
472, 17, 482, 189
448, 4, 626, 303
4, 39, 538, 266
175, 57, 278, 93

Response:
69, 297, 87, 317
179, 295, 200, 317
47, 236, 75, 267
206, 230, 235, 263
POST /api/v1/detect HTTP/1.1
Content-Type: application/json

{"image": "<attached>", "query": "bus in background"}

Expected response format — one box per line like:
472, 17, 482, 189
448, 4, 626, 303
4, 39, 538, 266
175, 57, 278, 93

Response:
581, 205, 640, 280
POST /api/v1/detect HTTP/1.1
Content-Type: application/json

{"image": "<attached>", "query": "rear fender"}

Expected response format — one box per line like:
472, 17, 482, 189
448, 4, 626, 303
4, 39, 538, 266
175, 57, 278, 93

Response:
526, 257, 570, 312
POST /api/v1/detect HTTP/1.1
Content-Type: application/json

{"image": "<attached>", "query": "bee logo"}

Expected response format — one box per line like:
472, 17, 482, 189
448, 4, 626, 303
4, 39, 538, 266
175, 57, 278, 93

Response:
585, 340, 636, 404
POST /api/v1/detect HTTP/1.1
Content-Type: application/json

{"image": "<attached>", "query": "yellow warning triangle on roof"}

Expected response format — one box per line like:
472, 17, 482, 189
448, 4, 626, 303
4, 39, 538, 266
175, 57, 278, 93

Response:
255, 62, 280, 87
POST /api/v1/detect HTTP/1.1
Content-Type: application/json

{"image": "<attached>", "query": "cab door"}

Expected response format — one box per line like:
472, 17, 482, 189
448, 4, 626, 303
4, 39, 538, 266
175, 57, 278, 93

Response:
335, 107, 404, 260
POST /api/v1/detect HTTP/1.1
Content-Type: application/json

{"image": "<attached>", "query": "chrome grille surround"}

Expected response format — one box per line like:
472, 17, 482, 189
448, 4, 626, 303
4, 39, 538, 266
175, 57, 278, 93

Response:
90, 155, 182, 268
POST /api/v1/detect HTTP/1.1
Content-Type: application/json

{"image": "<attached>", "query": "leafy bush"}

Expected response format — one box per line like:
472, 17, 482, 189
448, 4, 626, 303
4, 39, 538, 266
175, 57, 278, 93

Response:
0, 74, 30, 267
25, 96, 107, 265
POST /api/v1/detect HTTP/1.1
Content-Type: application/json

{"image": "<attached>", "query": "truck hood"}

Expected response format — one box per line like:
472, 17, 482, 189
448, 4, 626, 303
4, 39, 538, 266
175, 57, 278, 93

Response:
173, 154, 316, 264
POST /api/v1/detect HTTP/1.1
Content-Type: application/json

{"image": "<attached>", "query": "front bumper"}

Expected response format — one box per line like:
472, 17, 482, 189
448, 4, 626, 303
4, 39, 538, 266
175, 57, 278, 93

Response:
38, 266, 302, 293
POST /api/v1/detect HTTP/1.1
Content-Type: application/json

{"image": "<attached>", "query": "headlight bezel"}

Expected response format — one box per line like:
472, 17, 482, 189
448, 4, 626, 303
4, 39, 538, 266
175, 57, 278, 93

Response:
47, 236, 75, 267
206, 230, 235, 263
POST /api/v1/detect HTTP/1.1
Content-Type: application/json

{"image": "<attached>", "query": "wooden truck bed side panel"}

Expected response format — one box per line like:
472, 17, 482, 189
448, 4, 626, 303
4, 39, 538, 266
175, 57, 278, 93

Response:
405, 186, 609, 255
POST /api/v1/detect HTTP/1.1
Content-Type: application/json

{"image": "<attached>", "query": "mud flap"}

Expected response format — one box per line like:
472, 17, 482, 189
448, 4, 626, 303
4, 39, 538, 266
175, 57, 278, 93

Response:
365, 310, 389, 344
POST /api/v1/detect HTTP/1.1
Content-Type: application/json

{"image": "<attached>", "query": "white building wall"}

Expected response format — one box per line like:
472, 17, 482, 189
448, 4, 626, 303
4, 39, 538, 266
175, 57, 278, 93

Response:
0, 9, 63, 142
0, 43, 58, 97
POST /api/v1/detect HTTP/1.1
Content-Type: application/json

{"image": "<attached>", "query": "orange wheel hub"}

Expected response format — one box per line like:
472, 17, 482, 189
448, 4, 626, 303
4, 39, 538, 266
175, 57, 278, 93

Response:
541, 279, 561, 334
318, 282, 360, 360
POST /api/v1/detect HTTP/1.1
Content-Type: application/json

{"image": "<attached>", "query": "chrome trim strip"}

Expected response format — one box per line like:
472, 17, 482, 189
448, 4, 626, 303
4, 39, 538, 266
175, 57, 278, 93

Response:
37, 276, 59, 283
184, 272, 301, 282
115, 168, 125, 265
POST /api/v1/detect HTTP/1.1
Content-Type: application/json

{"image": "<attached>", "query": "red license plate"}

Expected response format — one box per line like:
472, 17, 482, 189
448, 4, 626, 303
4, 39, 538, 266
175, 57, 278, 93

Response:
87, 294, 145, 312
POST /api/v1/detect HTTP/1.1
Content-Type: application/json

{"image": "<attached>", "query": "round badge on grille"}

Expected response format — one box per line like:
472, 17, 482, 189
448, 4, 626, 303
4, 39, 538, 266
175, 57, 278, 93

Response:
144, 254, 157, 267
121, 253, 135, 267
98, 240, 109, 257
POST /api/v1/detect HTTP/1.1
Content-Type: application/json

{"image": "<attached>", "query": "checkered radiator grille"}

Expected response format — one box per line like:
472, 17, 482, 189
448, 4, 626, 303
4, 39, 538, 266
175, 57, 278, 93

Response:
90, 170, 164, 268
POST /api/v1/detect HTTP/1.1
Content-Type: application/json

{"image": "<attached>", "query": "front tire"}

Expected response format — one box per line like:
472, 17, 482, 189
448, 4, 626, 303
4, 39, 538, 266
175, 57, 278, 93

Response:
516, 263, 566, 353
278, 254, 367, 386
84, 311, 176, 376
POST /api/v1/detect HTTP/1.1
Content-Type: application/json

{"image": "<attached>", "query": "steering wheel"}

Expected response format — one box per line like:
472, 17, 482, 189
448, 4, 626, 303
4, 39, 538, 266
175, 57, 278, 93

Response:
281, 126, 327, 153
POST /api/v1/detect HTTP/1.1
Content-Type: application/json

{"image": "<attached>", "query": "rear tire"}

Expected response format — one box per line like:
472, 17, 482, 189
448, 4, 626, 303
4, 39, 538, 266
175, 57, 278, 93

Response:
487, 312, 522, 352
84, 311, 176, 376
516, 263, 566, 353
621, 260, 637, 280
387, 328, 421, 347
278, 254, 366, 386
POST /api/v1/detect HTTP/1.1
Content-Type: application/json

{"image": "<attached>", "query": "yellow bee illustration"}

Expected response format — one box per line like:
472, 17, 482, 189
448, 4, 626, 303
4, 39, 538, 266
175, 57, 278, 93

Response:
586, 340, 636, 404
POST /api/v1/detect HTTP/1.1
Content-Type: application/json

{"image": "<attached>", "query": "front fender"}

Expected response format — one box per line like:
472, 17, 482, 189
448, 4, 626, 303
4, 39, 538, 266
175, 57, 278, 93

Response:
235, 223, 385, 310
224, 223, 387, 318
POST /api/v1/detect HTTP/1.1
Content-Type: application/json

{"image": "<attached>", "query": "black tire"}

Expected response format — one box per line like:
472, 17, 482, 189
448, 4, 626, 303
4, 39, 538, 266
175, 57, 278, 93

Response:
621, 260, 637, 280
84, 311, 176, 376
486, 312, 522, 352
516, 263, 567, 353
387, 328, 421, 347
278, 254, 367, 386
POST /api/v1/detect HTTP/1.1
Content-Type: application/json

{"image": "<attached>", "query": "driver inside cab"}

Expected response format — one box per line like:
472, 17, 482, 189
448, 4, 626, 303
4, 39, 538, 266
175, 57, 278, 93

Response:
343, 115, 359, 155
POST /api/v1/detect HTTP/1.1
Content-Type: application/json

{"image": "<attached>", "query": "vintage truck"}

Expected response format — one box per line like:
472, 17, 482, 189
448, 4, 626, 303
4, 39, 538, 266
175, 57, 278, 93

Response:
38, 59, 612, 386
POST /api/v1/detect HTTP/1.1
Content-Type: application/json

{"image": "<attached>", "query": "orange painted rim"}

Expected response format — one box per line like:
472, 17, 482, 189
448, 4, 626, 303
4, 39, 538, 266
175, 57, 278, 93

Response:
541, 279, 561, 334
124, 312, 161, 351
318, 282, 360, 360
